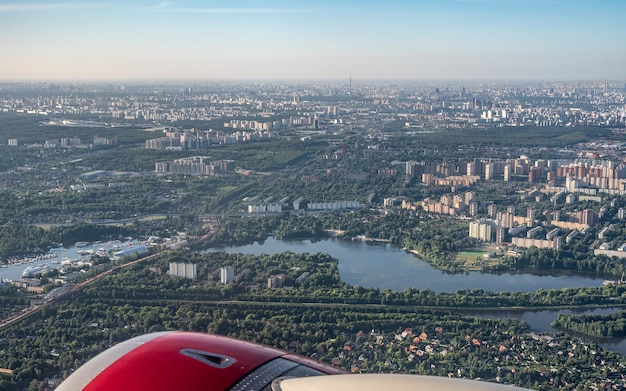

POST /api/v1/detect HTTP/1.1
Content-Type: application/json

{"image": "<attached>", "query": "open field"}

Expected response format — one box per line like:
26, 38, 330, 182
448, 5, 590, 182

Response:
456, 245, 504, 271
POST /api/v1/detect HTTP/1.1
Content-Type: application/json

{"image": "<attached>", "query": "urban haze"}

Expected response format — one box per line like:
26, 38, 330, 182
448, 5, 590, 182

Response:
1, 0, 626, 390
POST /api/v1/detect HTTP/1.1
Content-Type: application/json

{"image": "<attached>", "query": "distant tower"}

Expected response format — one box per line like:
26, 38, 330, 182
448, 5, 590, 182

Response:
349, 74, 352, 96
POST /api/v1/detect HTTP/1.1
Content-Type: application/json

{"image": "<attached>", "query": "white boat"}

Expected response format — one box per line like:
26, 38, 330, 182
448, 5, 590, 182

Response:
21, 264, 49, 278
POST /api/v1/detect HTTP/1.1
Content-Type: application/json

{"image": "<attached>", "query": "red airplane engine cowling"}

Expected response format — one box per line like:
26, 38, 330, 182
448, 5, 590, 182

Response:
56, 331, 344, 391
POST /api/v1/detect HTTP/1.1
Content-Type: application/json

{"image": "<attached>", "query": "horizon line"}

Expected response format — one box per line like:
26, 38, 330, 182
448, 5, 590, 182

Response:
1, 76, 625, 82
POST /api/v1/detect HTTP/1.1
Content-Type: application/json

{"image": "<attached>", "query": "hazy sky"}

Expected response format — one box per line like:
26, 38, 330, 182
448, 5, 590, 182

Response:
1, 0, 624, 81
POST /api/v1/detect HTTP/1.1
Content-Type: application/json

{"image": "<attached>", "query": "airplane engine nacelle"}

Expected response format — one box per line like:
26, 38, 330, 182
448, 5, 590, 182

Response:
56, 331, 344, 391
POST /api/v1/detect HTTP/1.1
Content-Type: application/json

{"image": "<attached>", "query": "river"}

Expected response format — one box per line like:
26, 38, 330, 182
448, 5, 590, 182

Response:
467, 307, 626, 357
207, 237, 626, 356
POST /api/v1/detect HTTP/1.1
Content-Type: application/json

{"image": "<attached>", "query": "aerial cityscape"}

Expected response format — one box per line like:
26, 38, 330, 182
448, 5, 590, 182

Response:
1, 0, 626, 390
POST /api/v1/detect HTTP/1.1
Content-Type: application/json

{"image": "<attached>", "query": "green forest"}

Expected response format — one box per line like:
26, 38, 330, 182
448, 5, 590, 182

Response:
553, 311, 626, 338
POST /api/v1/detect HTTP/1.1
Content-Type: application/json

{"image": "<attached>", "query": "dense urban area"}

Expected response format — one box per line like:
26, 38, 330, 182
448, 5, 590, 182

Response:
1, 80, 626, 390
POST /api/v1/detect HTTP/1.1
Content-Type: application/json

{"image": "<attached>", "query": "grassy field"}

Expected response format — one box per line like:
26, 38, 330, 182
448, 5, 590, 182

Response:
459, 251, 486, 259
456, 246, 504, 271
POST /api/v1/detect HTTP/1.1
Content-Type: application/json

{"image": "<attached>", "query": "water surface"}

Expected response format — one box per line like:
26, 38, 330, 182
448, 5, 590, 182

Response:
208, 237, 608, 293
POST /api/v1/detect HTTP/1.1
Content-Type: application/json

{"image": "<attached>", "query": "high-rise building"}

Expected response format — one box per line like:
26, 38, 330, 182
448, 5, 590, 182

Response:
528, 167, 541, 183
479, 222, 492, 242
220, 266, 234, 284
469, 202, 477, 216
485, 163, 494, 180
496, 228, 506, 243
406, 161, 417, 177
169, 262, 197, 280
467, 162, 476, 176
469, 219, 494, 242
581, 209, 598, 226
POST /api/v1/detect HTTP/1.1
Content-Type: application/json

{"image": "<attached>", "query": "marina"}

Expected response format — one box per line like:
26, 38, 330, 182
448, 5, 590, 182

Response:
0, 239, 144, 282
4, 252, 60, 266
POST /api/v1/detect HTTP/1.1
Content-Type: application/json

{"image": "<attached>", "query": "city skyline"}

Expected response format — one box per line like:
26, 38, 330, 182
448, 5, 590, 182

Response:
1, 0, 625, 81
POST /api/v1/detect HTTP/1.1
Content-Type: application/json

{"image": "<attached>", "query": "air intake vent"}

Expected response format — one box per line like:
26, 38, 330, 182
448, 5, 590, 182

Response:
180, 349, 236, 368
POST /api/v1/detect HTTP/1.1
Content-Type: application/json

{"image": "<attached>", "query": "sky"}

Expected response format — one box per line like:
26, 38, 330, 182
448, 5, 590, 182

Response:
0, 0, 624, 81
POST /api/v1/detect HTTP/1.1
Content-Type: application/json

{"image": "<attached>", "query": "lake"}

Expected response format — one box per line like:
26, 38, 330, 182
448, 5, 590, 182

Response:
207, 237, 608, 293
